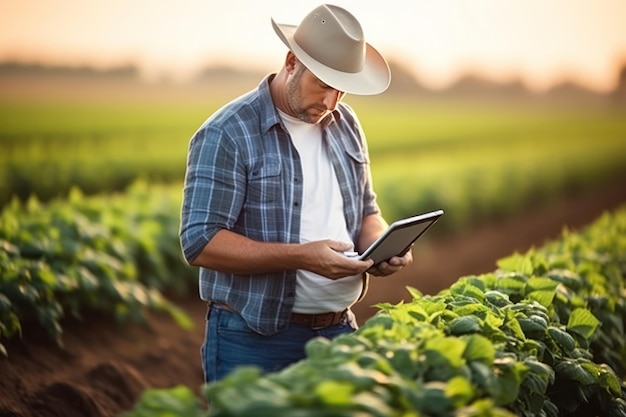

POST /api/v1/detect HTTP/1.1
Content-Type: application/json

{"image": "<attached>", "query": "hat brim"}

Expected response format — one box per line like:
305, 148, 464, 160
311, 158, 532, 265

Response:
272, 19, 390, 95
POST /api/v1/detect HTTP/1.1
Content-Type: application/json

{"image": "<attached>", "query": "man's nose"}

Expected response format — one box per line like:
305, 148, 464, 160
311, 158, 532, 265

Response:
323, 89, 344, 110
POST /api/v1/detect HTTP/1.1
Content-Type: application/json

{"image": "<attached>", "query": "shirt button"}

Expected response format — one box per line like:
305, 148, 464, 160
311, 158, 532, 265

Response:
294, 202, 300, 207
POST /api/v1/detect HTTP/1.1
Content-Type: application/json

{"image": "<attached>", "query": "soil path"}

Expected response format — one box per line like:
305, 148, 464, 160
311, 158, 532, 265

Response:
1, 182, 625, 417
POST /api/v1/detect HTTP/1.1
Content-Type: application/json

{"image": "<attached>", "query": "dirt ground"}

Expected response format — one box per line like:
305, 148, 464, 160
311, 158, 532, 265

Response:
1, 181, 625, 417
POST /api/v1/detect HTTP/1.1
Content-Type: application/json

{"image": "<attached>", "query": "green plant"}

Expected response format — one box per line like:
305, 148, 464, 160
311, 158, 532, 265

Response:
0, 181, 197, 354
124, 205, 626, 416
121, 385, 208, 417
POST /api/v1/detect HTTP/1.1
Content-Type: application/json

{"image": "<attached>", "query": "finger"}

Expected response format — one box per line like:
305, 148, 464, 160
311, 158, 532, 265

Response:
370, 260, 401, 276
388, 257, 403, 266
389, 253, 411, 266
367, 264, 385, 276
328, 240, 354, 252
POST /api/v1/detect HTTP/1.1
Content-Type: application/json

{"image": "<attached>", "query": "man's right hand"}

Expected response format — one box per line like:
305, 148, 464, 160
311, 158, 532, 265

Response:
192, 230, 372, 278
299, 240, 373, 280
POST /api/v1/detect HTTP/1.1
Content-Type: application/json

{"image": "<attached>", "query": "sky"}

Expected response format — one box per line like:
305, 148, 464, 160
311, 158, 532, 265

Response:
1, 0, 626, 92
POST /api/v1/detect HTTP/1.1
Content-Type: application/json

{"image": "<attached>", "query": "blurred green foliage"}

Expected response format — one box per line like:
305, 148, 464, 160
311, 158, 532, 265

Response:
0, 182, 196, 355
0, 101, 211, 203
1, 98, 625, 232
350, 98, 626, 227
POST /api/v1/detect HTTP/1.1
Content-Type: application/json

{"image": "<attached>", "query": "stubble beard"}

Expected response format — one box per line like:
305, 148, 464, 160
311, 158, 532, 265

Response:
286, 67, 324, 124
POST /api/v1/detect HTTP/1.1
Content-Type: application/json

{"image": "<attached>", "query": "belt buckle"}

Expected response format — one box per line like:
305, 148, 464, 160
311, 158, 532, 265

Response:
310, 313, 329, 330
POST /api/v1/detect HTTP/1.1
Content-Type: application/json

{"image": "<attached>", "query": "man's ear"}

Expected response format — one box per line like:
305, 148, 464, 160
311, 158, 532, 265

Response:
285, 51, 298, 73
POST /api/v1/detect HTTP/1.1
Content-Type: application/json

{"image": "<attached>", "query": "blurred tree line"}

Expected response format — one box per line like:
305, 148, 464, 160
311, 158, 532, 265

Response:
1, 60, 626, 105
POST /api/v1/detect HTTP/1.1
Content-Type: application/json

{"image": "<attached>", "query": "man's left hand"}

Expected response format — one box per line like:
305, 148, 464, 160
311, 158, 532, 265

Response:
367, 250, 413, 277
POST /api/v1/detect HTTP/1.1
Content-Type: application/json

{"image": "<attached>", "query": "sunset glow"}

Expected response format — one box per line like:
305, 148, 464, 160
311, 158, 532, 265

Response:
1, 0, 625, 91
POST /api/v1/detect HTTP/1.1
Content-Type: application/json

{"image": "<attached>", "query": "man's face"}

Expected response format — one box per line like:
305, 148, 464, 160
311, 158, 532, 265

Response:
286, 61, 346, 124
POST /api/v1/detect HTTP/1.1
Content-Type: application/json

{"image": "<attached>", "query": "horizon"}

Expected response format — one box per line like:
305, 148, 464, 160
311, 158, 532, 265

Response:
0, 59, 619, 97
2, 1, 626, 93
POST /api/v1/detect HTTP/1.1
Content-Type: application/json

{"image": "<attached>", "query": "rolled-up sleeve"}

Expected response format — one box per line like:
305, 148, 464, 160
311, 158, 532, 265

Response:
179, 125, 245, 264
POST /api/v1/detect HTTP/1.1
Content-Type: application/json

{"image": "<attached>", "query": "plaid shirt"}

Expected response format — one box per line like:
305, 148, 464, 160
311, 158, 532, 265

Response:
180, 75, 379, 335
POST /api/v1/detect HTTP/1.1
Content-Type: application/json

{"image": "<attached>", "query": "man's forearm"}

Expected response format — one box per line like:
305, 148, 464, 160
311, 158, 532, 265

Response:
189, 229, 306, 274
357, 213, 389, 253
190, 228, 374, 279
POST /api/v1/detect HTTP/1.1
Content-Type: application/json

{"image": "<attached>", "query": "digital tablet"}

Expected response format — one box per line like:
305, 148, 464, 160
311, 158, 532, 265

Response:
356, 209, 444, 264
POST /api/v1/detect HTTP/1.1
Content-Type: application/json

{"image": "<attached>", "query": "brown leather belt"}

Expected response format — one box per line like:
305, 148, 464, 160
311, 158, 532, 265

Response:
210, 302, 347, 330
289, 310, 348, 329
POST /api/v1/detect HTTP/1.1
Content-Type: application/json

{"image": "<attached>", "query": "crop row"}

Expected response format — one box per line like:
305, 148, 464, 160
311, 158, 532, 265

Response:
373, 129, 626, 227
355, 98, 626, 224
2, 99, 625, 231
124, 204, 626, 417
0, 181, 196, 355
0, 100, 204, 205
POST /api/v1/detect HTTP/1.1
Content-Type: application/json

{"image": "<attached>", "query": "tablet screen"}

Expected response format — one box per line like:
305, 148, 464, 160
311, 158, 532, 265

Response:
358, 209, 443, 264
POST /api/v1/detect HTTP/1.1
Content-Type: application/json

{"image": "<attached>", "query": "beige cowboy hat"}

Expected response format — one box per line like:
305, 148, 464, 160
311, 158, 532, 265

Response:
271, 4, 391, 95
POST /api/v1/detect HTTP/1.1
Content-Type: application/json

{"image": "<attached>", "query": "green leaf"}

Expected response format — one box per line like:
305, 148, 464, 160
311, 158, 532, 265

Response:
554, 358, 596, 385
420, 298, 448, 315
389, 304, 427, 323
455, 399, 518, 417
547, 269, 581, 290
406, 286, 423, 300
524, 277, 558, 307
351, 391, 394, 417
495, 274, 526, 296
523, 358, 554, 392
503, 310, 526, 341
484, 290, 512, 308
547, 326, 576, 352
526, 290, 556, 308
469, 361, 499, 397
497, 253, 534, 275
493, 357, 528, 405
386, 344, 420, 378
567, 308, 600, 340
453, 302, 490, 317
420, 381, 455, 415
126, 385, 204, 416
463, 334, 495, 364
518, 319, 544, 338
305, 337, 332, 360
315, 380, 355, 406
36, 265, 57, 286
525, 277, 558, 293
445, 375, 474, 408
327, 363, 389, 390
596, 364, 622, 395
448, 315, 482, 336
450, 281, 485, 302
424, 336, 467, 369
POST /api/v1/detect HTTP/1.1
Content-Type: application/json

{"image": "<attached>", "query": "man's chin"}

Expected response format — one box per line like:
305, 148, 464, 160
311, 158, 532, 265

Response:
294, 109, 329, 124
309, 111, 330, 124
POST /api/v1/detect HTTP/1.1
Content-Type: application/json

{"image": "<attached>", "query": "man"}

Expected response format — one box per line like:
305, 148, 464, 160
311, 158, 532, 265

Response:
180, 4, 412, 383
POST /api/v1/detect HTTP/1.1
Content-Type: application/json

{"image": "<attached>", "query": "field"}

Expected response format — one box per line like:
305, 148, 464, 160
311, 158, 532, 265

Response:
125, 207, 626, 416
1, 74, 626, 416
2, 95, 625, 223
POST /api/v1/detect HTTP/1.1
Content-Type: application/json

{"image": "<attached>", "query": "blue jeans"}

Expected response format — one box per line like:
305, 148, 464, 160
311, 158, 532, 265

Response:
201, 304, 357, 383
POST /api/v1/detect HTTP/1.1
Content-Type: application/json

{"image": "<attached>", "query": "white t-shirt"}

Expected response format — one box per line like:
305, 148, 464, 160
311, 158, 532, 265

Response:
278, 111, 363, 313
